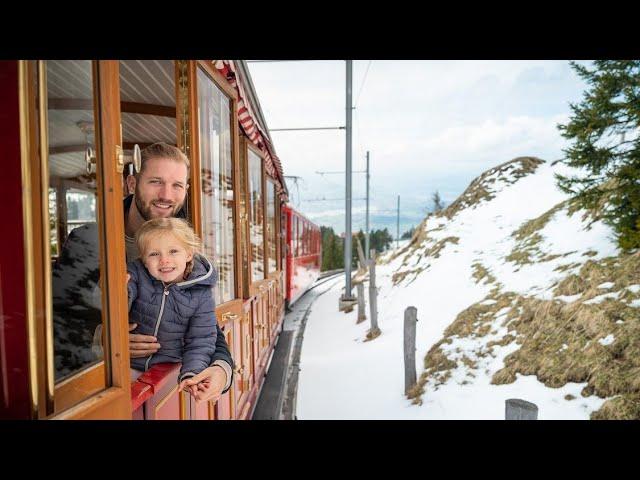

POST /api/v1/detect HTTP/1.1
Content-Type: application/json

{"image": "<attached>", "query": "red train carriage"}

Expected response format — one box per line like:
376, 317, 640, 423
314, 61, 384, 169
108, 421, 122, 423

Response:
0, 60, 291, 420
283, 205, 321, 307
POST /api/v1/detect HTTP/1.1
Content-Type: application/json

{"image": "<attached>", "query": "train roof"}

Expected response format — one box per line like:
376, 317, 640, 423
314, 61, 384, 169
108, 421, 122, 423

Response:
284, 203, 320, 230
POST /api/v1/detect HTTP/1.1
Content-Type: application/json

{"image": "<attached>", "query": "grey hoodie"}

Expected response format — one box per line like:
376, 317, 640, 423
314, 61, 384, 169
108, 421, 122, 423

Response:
127, 254, 218, 382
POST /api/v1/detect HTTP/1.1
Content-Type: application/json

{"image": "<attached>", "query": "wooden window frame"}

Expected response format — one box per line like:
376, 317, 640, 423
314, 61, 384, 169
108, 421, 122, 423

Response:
21, 60, 130, 419
265, 176, 279, 277
182, 60, 243, 306
245, 141, 268, 291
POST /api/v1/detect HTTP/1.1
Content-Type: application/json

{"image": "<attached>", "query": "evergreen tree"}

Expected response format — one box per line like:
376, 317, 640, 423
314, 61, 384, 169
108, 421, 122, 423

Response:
432, 190, 444, 213
401, 226, 416, 239
557, 61, 640, 249
320, 226, 344, 271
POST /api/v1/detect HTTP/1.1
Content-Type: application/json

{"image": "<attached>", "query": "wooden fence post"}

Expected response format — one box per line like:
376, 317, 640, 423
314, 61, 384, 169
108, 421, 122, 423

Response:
367, 250, 379, 338
356, 237, 367, 270
356, 282, 366, 324
404, 306, 417, 395
505, 399, 538, 420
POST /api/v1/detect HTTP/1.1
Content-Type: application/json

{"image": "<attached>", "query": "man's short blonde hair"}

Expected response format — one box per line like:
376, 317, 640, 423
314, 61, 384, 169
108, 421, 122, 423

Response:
139, 142, 190, 177
135, 218, 201, 257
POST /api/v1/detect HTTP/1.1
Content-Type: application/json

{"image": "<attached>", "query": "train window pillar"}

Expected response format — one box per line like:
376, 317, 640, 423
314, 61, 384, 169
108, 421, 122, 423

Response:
195, 66, 237, 305
266, 178, 277, 275
247, 148, 265, 283
21, 60, 130, 418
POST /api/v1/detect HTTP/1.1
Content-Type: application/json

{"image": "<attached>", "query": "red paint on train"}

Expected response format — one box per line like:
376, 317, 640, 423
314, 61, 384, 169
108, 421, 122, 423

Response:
283, 204, 321, 306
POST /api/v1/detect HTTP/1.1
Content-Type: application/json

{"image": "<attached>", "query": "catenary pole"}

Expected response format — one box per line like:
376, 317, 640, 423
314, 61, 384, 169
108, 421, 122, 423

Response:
344, 60, 354, 300
397, 195, 400, 249
365, 151, 370, 261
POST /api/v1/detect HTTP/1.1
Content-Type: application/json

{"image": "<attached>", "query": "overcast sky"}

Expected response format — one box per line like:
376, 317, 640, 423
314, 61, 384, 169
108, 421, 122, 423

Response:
247, 60, 590, 236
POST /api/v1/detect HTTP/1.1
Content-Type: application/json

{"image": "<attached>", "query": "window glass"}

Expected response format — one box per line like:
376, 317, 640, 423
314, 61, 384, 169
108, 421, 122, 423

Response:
197, 68, 235, 304
248, 149, 264, 281
46, 60, 105, 384
297, 217, 303, 257
292, 217, 296, 257
266, 179, 277, 274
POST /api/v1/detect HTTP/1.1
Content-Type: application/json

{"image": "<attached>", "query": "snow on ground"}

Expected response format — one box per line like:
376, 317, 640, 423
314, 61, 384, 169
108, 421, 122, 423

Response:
297, 160, 617, 419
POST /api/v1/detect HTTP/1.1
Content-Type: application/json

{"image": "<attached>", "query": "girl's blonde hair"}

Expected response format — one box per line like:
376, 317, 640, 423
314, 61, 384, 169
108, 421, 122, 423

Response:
135, 218, 202, 258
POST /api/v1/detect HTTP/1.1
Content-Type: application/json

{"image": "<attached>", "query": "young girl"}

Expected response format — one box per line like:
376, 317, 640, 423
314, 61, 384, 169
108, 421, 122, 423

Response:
127, 217, 218, 395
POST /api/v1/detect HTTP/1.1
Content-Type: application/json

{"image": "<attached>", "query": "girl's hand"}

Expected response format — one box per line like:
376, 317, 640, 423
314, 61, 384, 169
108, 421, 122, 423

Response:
178, 378, 198, 397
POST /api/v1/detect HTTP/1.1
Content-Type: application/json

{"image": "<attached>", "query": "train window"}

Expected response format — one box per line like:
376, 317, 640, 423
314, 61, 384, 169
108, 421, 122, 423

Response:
119, 60, 177, 189
248, 148, 265, 281
266, 179, 277, 274
197, 67, 236, 304
44, 61, 107, 390
292, 216, 296, 257
299, 219, 303, 256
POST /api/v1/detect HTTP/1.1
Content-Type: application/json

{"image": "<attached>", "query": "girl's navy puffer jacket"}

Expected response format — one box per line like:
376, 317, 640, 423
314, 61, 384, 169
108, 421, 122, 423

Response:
127, 254, 218, 382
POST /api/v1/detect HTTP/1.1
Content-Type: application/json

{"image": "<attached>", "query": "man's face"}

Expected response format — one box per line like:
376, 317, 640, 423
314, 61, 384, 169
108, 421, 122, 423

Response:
131, 157, 188, 221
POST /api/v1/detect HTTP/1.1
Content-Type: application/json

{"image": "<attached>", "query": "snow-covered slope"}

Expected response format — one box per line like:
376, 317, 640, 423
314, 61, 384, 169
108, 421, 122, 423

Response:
297, 157, 640, 419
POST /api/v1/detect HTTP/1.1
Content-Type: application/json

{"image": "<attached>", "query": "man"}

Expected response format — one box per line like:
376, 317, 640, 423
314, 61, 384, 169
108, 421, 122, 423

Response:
123, 142, 233, 403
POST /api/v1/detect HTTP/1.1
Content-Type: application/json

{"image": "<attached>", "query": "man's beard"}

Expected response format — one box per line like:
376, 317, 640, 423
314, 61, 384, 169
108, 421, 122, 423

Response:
134, 188, 182, 221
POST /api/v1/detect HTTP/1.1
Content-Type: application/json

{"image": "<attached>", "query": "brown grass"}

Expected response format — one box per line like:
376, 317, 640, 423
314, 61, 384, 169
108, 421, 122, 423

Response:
411, 251, 640, 419
471, 262, 497, 285
506, 200, 569, 267
441, 157, 544, 220
364, 327, 381, 342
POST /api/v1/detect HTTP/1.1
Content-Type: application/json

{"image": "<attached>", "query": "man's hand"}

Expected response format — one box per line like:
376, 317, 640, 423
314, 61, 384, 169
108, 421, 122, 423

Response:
181, 366, 227, 404
128, 323, 161, 358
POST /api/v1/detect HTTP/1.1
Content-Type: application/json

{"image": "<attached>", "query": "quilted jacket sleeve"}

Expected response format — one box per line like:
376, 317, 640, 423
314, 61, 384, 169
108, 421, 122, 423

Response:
179, 289, 217, 381
126, 261, 139, 312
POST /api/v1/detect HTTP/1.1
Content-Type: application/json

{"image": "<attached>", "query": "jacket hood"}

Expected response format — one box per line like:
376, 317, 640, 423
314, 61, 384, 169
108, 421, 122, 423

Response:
177, 254, 217, 289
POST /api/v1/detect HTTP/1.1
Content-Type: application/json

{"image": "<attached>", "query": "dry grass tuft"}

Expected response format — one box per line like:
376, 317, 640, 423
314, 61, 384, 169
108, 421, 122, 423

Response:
364, 327, 381, 342
590, 395, 640, 420
506, 200, 569, 267
440, 157, 544, 220
471, 262, 497, 285
411, 251, 640, 418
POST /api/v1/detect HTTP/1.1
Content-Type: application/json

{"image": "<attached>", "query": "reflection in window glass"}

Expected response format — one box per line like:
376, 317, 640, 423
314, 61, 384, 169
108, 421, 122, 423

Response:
266, 180, 277, 274
46, 60, 104, 383
197, 68, 235, 304
248, 149, 264, 281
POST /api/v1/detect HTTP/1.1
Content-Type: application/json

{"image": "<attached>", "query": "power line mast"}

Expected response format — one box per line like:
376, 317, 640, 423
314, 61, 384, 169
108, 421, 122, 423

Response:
342, 60, 356, 309
397, 195, 400, 249
365, 151, 370, 261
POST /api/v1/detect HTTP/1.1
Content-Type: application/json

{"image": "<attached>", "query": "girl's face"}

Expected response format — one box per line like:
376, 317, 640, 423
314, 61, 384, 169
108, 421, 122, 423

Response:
142, 233, 193, 284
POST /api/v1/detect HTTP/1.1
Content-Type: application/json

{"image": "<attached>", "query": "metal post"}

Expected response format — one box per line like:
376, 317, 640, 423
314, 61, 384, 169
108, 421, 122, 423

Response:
356, 282, 366, 324
365, 151, 370, 261
404, 307, 418, 395
368, 249, 379, 335
505, 399, 539, 420
396, 195, 400, 249
344, 60, 354, 301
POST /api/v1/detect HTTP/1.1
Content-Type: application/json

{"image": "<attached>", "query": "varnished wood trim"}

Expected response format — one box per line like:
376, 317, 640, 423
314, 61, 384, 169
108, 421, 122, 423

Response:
94, 60, 129, 397
231, 86, 242, 301
121, 101, 175, 118
37, 61, 55, 415
52, 386, 128, 420
54, 362, 105, 413
187, 61, 202, 236
154, 384, 180, 416
49, 98, 176, 118
196, 61, 238, 101
18, 60, 39, 419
